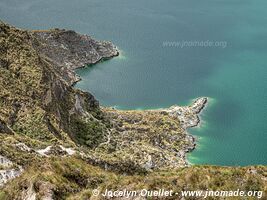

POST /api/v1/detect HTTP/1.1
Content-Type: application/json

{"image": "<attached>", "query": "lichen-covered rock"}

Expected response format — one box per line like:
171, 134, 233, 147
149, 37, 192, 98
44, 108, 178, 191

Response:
0, 156, 12, 167
0, 155, 23, 187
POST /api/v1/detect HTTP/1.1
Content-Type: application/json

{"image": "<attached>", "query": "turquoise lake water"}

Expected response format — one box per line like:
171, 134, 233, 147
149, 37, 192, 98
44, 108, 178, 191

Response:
1, 0, 267, 165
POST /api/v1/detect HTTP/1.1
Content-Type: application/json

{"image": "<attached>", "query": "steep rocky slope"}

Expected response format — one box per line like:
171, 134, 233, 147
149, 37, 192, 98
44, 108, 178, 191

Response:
0, 20, 117, 148
31, 29, 119, 85
0, 20, 117, 186
0, 20, 201, 174
0, 21, 266, 199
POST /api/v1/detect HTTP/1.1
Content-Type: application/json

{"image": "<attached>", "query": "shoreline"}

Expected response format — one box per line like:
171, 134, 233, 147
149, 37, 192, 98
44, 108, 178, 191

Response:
3, 21, 208, 171
186, 98, 217, 165
35, 26, 209, 169
31, 24, 211, 168
1, 21, 267, 198
100, 97, 208, 169
164, 97, 209, 166
164, 97, 208, 129
53, 27, 210, 168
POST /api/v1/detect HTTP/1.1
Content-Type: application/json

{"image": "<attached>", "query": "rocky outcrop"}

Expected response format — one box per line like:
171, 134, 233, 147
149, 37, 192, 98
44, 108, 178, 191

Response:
0, 155, 13, 167
32, 29, 119, 70
0, 168, 23, 187
36, 145, 76, 157
165, 97, 208, 129
31, 29, 119, 85
0, 119, 14, 134
0, 155, 23, 187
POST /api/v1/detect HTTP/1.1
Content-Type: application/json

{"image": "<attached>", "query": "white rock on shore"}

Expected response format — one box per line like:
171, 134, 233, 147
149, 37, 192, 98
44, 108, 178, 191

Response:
164, 97, 208, 129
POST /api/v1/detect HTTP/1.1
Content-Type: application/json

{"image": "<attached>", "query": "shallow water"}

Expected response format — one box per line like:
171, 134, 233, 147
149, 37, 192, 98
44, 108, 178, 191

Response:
1, 0, 267, 165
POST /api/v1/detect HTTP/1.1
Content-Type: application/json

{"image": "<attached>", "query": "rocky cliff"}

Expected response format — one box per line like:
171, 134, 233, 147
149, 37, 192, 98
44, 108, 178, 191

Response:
0, 20, 200, 174
0, 21, 266, 200
31, 29, 119, 85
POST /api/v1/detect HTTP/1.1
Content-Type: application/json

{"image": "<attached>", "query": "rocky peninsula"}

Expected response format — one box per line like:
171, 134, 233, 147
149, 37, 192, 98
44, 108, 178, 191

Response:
31, 29, 119, 85
0, 21, 266, 200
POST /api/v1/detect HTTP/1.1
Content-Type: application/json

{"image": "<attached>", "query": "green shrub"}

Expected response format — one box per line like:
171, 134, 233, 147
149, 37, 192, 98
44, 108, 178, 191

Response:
70, 116, 105, 149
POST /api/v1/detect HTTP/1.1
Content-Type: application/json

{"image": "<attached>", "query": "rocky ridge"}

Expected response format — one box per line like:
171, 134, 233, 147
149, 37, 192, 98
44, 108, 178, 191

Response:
31, 29, 119, 85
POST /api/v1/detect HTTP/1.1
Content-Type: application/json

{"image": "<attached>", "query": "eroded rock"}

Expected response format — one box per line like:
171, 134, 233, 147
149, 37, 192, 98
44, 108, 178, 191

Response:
0, 155, 23, 187
165, 97, 208, 129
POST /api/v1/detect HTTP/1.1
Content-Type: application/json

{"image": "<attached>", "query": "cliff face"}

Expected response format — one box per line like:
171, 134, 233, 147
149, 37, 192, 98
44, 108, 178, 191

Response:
32, 29, 119, 70
0, 22, 266, 200
0, 21, 113, 150
31, 29, 119, 85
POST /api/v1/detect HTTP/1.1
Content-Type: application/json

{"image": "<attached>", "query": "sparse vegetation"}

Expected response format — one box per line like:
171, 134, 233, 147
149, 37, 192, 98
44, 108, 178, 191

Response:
0, 21, 266, 200
1, 158, 266, 200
